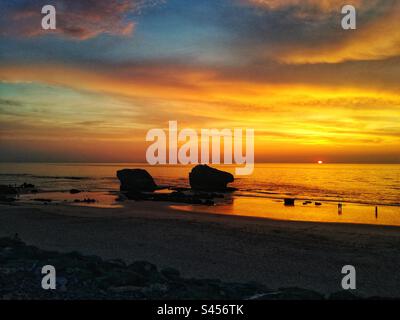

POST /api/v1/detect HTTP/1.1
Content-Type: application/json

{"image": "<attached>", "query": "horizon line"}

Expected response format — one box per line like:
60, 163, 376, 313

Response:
0, 161, 399, 165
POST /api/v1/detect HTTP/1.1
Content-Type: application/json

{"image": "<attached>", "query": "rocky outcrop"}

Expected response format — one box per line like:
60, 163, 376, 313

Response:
189, 165, 234, 191
0, 185, 17, 195
0, 185, 18, 202
117, 169, 157, 192
0, 237, 267, 299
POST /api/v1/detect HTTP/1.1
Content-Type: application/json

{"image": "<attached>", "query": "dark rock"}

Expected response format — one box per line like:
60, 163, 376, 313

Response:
189, 165, 234, 191
97, 270, 148, 289
56, 277, 68, 291
315, 202, 322, 206
0, 196, 16, 203
203, 199, 215, 206
74, 198, 96, 203
33, 199, 52, 203
124, 190, 218, 206
109, 285, 143, 293
0, 185, 18, 202
171, 191, 185, 198
329, 290, 360, 300
284, 198, 295, 206
19, 183, 35, 189
129, 261, 158, 276
0, 185, 18, 195
161, 267, 181, 280
124, 192, 148, 201
195, 192, 224, 200
0, 237, 23, 247
253, 287, 324, 300
117, 169, 157, 192
171, 187, 191, 192
107, 259, 127, 268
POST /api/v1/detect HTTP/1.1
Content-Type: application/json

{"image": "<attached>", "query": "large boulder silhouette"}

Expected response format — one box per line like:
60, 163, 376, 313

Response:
189, 165, 234, 191
117, 169, 157, 192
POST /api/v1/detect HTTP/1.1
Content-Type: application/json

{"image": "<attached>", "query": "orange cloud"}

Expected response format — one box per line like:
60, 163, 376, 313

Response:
279, 2, 400, 63
1, 63, 399, 135
244, 0, 400, 64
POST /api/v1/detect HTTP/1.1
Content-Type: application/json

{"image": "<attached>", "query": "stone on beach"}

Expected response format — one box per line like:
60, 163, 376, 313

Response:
0, 185, 18, 201
189, 165, 234, 191
0, 185, 18, 195
284, 198, 295, 206
19, 183, 35, 189
117, 169, 158, 192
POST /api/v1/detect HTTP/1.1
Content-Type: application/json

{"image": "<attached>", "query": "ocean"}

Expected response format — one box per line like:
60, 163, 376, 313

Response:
0, 163, 398, 206
1, 162, 400, 226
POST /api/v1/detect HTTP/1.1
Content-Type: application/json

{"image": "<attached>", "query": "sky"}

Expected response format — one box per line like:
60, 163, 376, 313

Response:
0, 0, 399, 163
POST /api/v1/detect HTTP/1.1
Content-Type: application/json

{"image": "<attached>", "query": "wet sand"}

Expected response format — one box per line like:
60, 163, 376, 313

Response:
1, 201, 400, 297
173, 196, 400, 226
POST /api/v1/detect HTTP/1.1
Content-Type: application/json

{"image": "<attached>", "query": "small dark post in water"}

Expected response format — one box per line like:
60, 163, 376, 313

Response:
338, 203, 342, 215
375, 206, 378, 219
284, 198, 295, 206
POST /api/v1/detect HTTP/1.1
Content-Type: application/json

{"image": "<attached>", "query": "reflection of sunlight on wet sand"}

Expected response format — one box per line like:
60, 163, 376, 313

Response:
171, 197, 400, 227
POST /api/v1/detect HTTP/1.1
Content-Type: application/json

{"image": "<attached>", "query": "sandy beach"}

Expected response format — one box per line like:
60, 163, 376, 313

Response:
1, 200, 400, 298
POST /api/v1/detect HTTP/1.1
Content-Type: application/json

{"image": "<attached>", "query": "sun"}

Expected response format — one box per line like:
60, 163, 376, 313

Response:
317, 160, 323, 164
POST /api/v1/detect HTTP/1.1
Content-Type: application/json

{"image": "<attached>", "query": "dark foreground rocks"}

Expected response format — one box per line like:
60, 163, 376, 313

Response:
117, 169, 158, 192
0, 237, 379, 300
189, 165, 234, 191
0, 237, 266, 300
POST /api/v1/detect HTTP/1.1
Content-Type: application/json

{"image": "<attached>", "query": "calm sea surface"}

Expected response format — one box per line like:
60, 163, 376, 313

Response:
0, 163, 399, 206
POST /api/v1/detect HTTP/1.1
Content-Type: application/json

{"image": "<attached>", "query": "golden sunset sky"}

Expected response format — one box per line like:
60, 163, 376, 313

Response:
0, 0, 399, 163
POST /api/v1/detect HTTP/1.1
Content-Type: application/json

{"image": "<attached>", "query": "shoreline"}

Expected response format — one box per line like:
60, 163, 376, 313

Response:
17, 189, 400, 227
1, 201, 400, 297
